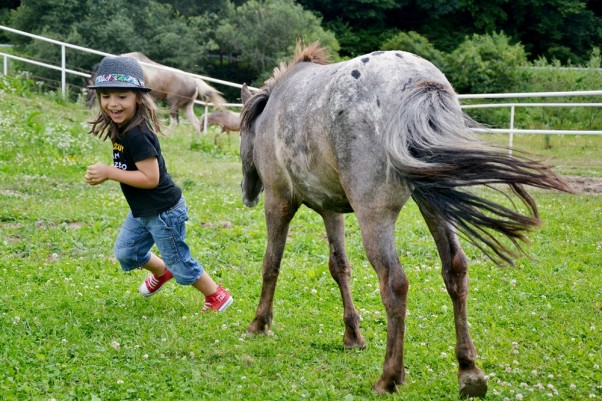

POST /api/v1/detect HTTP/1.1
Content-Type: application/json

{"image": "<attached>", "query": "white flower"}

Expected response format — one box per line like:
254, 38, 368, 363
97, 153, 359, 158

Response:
111, 341, 120, 350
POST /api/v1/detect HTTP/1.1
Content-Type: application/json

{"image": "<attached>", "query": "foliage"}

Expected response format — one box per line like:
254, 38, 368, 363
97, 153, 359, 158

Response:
381, 30, 445, 69
445, 32, 528, 94
3, 0, 339, 98
465, 48, 602, 132
1, 72, 601, 401
156, 0, 233, 17
0, 70, 38, 96
297, 0, 402, 57
214, 0, 339, 86
297, 0, 602, 64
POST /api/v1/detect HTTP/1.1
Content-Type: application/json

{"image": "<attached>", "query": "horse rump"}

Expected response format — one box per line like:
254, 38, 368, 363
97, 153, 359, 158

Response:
385, 79, 574, 264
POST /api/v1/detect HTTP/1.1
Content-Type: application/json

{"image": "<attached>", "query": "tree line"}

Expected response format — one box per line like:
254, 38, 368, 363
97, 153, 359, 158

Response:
1, 0, 601, 101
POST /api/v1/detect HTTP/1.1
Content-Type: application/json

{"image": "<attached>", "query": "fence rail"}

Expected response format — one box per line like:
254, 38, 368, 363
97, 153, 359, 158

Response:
2, 23, 602, 142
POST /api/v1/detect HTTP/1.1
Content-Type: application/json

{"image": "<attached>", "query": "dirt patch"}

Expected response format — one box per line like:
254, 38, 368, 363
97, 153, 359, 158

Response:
563, 175, 602, 195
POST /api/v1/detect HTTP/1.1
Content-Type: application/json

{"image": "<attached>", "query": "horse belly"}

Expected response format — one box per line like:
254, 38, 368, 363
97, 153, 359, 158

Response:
291, 140, 355, 212
292, 170, 353, 213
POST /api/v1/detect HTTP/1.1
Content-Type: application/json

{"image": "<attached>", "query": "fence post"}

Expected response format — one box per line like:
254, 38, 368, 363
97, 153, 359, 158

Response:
203, 104, 209, 135
509, 105, 515, 155
2, 53, 6, 75
61, 44, 66, 97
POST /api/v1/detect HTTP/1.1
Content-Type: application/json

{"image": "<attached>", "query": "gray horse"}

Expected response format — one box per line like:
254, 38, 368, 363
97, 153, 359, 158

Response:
239, 42, 571, 396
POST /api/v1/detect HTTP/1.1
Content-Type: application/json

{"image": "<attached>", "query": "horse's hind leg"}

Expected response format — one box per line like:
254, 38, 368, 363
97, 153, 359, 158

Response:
182, 100, 201, 137
247, 194, 299, 334
321, 211, 366, 349
354, 206, 408, 394
418, 206, 488, 398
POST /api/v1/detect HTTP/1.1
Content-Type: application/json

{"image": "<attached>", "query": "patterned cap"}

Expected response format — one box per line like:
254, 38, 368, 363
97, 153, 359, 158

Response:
88, 56, 151, 92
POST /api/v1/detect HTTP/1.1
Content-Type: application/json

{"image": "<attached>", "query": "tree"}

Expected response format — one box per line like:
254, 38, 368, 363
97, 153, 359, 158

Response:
0, 0, 20, 42
215, 0, 339, 85
296, 0, 404, 56
298, 0, 602, 64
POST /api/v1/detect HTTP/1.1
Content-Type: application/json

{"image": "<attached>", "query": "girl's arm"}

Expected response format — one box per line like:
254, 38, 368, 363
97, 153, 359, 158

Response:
85, 157, 160, 189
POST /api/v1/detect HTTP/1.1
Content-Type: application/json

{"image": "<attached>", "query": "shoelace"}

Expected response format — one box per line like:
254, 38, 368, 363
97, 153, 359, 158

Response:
147, 275, 160, 289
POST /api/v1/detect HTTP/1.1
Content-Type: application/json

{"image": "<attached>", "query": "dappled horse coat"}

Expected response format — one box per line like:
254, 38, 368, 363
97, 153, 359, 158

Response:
239, 42, 571, 396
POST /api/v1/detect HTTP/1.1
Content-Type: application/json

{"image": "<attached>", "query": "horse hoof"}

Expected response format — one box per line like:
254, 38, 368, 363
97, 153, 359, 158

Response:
459, 368, 488, 398
344, 334, 367, 350
372, 374, 405, 394
372, 380, 397, 395
247, 318, 271, 335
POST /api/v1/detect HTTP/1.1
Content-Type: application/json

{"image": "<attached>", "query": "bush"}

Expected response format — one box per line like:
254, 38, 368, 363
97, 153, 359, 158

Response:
381, 31, 445, 69
445, 32, 528, 94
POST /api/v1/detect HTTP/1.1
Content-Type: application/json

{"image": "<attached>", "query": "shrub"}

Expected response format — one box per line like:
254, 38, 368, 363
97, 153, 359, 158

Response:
445, 32, 528, 94
381, 31, 445, 69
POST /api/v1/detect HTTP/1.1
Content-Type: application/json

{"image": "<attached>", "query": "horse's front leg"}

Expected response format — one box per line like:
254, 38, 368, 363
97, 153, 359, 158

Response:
247, 195, 299, 334
321, 212, 366, 349
355, 208, 408, 394
163, 98, 179, 135
419, 206, 488, 398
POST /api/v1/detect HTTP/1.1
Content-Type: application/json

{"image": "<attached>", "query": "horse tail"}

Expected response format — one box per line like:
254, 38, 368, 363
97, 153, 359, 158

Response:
386, 80, 573, 265
195, 78, 226, 109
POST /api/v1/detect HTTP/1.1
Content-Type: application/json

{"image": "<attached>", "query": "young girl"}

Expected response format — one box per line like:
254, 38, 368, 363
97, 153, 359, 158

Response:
85, 56, 232, 312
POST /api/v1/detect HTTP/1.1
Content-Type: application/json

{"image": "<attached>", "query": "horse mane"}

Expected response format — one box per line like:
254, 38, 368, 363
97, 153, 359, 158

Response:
241, 41, 331, 132
264, 41, 331, 89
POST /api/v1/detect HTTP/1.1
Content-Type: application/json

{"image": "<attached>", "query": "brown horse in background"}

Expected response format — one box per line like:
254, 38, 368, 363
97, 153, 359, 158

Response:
86, 52, 225, 136
200, 109, 241, 143
239, 42, 572, 396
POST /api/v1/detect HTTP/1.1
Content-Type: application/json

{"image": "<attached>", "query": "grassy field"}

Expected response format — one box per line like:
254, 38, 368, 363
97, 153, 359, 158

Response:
1, 77, 601, 400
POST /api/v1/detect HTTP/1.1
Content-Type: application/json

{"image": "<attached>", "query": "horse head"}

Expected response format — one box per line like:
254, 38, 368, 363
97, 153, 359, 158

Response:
239, 83, 264, 207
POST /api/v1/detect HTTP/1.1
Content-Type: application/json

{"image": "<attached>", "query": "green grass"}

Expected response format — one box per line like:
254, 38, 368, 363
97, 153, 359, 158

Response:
1, 79, 601, 400
479, 132, 602, 178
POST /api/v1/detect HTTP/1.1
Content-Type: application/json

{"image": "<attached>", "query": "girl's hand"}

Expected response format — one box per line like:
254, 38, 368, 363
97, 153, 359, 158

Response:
85, 163, 111, 186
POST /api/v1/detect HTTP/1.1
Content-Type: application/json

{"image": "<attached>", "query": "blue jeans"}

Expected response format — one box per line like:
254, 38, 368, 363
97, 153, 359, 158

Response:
114, 196, 204, 285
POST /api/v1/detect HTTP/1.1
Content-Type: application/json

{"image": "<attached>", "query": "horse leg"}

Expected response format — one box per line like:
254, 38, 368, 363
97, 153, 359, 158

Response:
355, 208, 408, 394
182, 100, 201, 137
165, 99, 178, 135
247, 194, 299, 334
418, 206, 488, 398
321, 211, 366, 349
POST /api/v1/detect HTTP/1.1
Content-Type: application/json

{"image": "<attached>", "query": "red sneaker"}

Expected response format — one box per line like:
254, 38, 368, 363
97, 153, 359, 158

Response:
202, 285, 233, 312
139, 270, 173, 297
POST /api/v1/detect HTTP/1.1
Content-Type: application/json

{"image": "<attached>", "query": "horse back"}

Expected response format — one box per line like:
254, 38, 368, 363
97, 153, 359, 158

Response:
251, 52, 447, 211
121, 52, 197, 100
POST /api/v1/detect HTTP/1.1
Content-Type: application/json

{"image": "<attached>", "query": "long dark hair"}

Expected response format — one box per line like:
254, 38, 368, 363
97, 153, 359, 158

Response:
88, 89, 164, 142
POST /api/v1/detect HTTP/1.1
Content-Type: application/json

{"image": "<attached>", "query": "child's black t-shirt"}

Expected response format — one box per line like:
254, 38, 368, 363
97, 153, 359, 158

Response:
113, 126, 182, 218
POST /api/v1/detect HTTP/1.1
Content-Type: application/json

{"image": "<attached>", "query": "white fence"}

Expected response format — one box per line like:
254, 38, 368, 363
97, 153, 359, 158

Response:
2, 24, 602, 142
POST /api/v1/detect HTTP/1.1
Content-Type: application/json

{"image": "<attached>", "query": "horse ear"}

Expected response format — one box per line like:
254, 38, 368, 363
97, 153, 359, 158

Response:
241, 83, 253, 104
